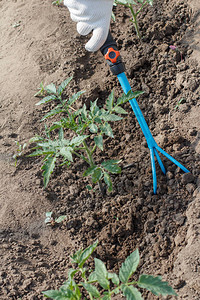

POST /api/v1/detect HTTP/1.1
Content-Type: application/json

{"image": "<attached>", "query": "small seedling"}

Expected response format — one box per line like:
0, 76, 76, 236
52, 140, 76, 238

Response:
13, 141, 27, 166
114, 0, 153, 39
34, 82, 46, 97
42, 240, 177, 299
12, 21, 21, 28
45, 212, 66, 227
174, 98, 185, 110
29, 77, 143, 194
52, 0, 63, 5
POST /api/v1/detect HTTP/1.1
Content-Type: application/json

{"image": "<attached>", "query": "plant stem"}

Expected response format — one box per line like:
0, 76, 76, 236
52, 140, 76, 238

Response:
83, 141, 105, 196
129, 4, 141, 39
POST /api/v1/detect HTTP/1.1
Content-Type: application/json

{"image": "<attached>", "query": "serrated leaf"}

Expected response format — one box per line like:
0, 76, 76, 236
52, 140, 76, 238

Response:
59, 147, 73, 162
28, 149, 54, 157
90, 99, 99, 115
29, 136, 44, 143
35, 95, 57, 106
113, 106, 128, 114
81, 104, 87, 121
122, 286, 143, 300
101, 160, 121, 174
117, 90, 144, 105
138, 275, 178, 296
106, 90, 115, 111
68, 91, 85, 106
119, 249, 140, 283
94, 135, 103, 151
95, 258, 110, 290
101, 123, 114, 138
108, 272, 120, 285
57, 77, 73, 96
55, 215, 66, 223
92, 168, 103, 183
41, 106, 65, 121
104, 172, 112, 192
42, 156, 56, 188
44, 83, 57, 94
79, 240, 98, 267
83, 166, 97, 177
89, 123, 98, 133
82, 283, 100, 298
102, 114, 123, 122
69, 135, 88, 146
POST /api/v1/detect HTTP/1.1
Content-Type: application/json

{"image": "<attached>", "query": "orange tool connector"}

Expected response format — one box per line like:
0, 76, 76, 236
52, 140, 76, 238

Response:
104, 48, 120, 64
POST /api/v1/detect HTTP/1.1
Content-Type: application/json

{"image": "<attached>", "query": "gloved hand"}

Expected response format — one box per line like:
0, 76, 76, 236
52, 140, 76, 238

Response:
64, 0, 114, 52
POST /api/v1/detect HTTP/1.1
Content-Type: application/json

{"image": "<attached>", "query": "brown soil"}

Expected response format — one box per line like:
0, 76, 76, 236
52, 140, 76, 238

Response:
0, 0, 200, 299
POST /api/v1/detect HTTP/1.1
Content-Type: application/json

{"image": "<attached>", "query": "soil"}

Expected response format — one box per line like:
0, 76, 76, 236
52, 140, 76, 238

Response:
0, 0, 200, 299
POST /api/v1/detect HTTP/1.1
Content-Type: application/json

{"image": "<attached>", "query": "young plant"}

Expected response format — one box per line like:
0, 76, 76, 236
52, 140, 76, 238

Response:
52, 0, 63, 5
114, 0, 153, 39
174, 98, 185, 110
29, 77, 143, 194
45, 212, 66, 227
13, 141, 27, 166
42, 240, 177, 299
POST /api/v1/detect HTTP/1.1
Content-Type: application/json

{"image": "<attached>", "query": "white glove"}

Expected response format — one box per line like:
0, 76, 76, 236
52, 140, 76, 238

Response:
64, 0, 114, 52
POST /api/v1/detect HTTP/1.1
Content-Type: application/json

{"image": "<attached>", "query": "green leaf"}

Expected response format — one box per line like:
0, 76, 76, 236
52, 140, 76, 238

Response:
101, 123, 114, 138
28, 149, 54, 157
29, 136, 44, 143
108, 272, 120, 285
42, 290, 67, 299
82, 283, 100, 298
79, 240, 98, 267
59, 147, 73, 162
57, 76, 73, 96
102, 295, 111, 300
94, 135, 103, 151
117, 90, 144, 105
68, 91, 85, 106
69, 135, 88, 146
138, 275, 178, 296
122, 286, 143, 300
147, 0, 153, 6
88, 271, 98, 282
102, 114, 123, 122
81, 104, 87, 121
89, 123, 98, 133
83, 166, 97, 177
119, 249, 140, 283
101, 160, 121, 174
86, 185, 93, 191
55, 215, 66, 223
46, 212, 53, 218
103, 172, 112, 192
113, 106, 128, 114
106, 90, 115, 111
41, 106, 65, 121
95, 258, 110, 290
35, 95, 57, 106
42, 156, 57, 188
92, 168, 103, 183
45, 83, 57, 94
90, 99, 99, 115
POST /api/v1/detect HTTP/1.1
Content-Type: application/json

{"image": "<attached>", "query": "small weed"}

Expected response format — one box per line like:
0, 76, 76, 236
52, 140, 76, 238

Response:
114, 0, 153, 39
42, 240, 177, 299
13, 141, 27, 166
52, 0, 63, 5
174, 98, 185, 110
45, 212, 66, 227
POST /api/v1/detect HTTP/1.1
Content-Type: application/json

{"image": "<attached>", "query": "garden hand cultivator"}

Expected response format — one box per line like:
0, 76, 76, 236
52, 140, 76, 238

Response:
100, 32, 189, 194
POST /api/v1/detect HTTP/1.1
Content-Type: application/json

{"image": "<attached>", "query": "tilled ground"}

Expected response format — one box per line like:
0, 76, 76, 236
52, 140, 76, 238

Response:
0, 0, 200, 299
